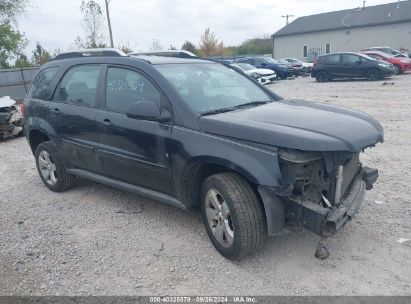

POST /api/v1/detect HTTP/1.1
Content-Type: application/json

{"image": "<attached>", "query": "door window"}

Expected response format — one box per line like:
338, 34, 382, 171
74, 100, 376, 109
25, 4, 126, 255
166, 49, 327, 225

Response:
342, 54, 361, 64
54, 65, 101, 107
105, 67, 161, 113
325, 54, 340, 64
28, 67, 60, 100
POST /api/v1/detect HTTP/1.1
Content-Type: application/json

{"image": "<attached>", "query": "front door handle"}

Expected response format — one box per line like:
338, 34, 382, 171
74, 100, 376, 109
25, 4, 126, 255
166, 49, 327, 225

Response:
99, 119, 112, 126
50, 108, 60, 114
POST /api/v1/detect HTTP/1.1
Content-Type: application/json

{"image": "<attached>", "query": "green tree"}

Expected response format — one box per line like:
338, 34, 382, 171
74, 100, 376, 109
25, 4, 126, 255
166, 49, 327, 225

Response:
230, 37, 272, 56
14, 53, 32, 68
0, 0, 28, 23
31, 43, 52, 66
0, 22, 27, 68
181, 40, 197, 54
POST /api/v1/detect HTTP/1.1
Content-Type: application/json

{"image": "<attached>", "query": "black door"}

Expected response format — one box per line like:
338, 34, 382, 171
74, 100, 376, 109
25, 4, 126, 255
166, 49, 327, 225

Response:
48, 64, 102, 172
323, 54, 341, 77
341, 54, 364, 77
95, 66, 174, 195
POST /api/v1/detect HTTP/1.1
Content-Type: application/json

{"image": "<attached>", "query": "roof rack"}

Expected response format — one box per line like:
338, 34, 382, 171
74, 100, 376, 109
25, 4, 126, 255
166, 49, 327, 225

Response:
130, 50, 197, 59
54, 48, 127, 60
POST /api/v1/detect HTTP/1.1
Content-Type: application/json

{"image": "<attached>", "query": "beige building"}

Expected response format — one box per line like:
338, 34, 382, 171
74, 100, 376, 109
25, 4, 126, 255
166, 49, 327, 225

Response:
272, 1, 411, 62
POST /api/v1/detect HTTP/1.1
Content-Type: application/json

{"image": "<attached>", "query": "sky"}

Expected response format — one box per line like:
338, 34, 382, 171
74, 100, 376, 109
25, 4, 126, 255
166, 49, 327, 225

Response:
17, 0, 396, 54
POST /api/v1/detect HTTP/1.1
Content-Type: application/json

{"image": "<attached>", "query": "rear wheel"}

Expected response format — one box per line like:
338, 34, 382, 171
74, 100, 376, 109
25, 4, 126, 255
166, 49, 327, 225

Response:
366, 69, 380, 81
201, 172, 267, 260
316, 72, 328, 82
35, 141, 75, 192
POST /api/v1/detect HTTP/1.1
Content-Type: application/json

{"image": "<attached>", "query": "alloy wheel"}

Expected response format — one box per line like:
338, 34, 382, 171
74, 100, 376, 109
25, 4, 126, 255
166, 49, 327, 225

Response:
204, 189, 234, 248
38, 150, 58, 185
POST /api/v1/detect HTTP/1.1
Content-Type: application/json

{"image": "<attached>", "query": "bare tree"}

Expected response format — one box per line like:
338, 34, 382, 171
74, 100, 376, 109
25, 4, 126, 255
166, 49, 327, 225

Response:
151, 39, 162, 51
79, 0, 105, 48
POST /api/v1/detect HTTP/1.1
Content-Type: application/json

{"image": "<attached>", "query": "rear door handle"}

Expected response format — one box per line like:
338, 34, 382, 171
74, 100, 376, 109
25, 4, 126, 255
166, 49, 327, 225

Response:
50, 108, 60, 114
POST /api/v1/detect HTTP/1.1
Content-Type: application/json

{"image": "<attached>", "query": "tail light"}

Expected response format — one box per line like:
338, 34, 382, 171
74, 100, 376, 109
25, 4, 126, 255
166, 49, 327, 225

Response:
18, 103, 25, 117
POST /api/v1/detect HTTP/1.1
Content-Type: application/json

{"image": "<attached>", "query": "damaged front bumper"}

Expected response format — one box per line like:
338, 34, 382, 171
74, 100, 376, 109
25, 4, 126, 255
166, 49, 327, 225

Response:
259, 166, 379, 237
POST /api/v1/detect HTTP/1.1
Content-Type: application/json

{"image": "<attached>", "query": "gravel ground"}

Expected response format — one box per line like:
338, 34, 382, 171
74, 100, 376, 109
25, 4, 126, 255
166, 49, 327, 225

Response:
0, 75, 410, 296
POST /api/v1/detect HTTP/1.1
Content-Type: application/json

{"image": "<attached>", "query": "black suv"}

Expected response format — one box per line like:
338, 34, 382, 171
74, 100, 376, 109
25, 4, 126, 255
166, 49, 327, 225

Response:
312, 52, 396, 82
24, 50, 382, 260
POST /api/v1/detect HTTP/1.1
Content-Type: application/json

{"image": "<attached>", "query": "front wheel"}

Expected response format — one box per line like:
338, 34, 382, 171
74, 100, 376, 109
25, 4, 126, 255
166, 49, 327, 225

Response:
201, 173, 267, 260
394, 65, 403, 75
366, 69, 380, 81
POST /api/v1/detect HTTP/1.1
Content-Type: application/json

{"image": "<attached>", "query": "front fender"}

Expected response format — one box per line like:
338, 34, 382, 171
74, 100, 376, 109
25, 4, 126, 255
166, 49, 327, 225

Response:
170, 126, 282, 205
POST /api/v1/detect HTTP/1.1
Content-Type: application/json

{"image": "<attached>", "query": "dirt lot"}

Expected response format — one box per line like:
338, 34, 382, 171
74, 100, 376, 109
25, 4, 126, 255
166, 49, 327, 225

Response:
0, 75, 410, 296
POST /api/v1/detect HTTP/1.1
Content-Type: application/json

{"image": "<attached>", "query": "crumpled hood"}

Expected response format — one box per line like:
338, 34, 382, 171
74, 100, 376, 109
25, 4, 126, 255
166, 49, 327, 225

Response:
198, 99, 384, 152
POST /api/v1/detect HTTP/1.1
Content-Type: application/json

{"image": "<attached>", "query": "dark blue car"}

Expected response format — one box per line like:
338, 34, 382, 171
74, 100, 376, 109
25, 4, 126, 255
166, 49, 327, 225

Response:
234, 57, 293, 79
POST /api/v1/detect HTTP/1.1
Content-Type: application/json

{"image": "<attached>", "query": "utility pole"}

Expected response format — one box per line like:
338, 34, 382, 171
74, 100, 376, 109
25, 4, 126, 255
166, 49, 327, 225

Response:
281, 14, 294, 25
105, 0, 114, 48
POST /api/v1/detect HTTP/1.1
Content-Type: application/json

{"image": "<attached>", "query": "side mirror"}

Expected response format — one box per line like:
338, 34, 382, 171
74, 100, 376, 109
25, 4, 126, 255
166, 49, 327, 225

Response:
127, 101, 171, 123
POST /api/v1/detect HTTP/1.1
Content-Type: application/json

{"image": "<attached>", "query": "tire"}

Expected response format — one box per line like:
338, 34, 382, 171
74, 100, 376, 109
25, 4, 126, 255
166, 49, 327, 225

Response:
366, 69, 380, 81
316, 72, 328, 82
200, 172, 267, 260
394, 65, 403, 75
35, 141, 75, 192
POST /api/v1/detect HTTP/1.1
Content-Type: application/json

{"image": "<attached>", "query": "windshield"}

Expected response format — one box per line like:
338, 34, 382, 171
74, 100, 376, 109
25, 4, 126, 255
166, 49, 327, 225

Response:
263, 57, 280, 64
156, 63, 274, 115
234, 63, 255, 71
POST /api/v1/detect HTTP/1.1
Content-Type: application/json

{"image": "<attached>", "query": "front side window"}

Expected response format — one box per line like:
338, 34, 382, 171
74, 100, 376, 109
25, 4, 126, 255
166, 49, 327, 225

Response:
105, 67, 161, 113
156, 63, 275, 114
342, 54, 361, 64
28, 67, 59, 100
54, 65, 101, 107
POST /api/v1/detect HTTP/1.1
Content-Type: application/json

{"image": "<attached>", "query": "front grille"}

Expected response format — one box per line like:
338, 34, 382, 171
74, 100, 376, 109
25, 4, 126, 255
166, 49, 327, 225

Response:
325, 154, 361, 204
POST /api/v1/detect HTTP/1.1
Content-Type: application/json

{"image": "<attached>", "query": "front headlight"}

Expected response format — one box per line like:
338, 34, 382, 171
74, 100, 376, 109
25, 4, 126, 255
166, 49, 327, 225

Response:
378, 63, 390, 68
250, 72, 261, 79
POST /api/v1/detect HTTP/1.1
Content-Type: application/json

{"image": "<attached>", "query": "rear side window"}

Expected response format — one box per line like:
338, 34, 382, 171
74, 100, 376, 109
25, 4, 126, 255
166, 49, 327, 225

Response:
53, 65, 101, 107
324, 54, 340, 64
342, 54, 360, 64
28, 67, 59, 100
105, 67, 161, 113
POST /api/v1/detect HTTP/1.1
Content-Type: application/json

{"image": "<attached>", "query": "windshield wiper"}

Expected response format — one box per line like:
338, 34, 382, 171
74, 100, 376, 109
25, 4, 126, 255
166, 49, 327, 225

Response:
200, 107, 238, 116
233, 101, 272, 109
200, 101, 273, 117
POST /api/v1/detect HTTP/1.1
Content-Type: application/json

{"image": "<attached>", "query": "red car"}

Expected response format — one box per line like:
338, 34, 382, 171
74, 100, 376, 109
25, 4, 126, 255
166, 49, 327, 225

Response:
362, 50, 411, 74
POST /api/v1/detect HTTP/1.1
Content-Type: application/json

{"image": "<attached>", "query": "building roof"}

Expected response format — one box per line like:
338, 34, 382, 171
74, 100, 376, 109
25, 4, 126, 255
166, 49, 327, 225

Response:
273, 1, 411, 37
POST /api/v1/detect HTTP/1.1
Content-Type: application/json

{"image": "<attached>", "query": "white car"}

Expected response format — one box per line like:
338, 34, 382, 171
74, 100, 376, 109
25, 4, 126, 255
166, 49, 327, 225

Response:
282, 58, 313, 72
0, 96, 24, 139
231, 63, 277, 84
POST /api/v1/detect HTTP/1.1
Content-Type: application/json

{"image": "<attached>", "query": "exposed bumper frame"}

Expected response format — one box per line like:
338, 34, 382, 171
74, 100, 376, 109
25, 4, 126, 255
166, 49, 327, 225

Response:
259, 166, 379, 237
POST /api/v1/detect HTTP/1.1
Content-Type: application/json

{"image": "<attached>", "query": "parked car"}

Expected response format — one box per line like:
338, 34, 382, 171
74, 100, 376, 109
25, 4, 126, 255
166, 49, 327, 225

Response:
25, 50, 382, 260
231, 63, 277, 84
234, 57, 293, 79
282, 58, 313, 73
361, 47, 409, 58
361, 50, 411, 74
279, 59, 304, 75
312, 52, 396, 82
0, 96, 24, 140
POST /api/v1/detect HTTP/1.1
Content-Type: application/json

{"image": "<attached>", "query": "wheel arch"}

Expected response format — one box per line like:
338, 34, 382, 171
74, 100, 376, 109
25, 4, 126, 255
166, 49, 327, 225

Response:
28, 129, 51, 155
179, 157, 261, 209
